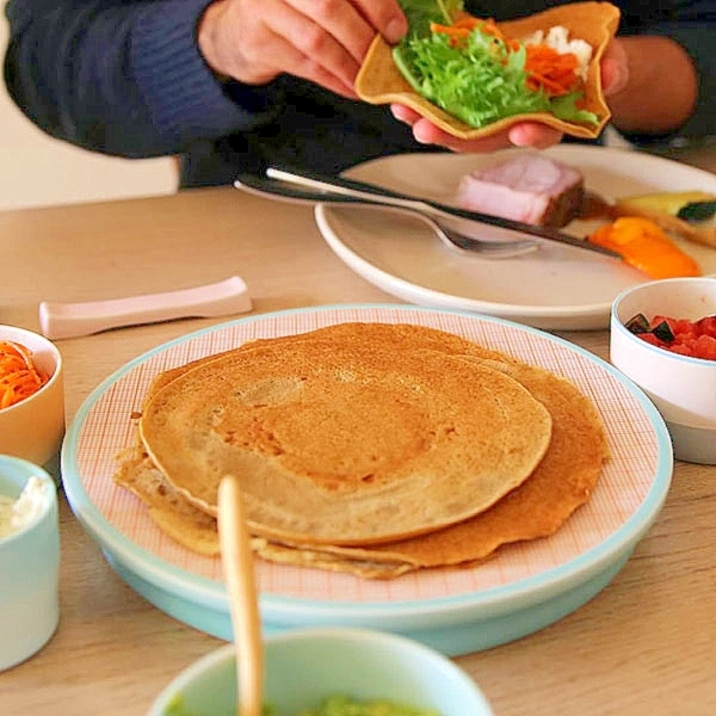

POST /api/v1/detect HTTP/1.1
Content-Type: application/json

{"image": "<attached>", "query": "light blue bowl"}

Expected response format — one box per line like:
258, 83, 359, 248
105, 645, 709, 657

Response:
0, 455, 60, 671
148, 627, 493, 716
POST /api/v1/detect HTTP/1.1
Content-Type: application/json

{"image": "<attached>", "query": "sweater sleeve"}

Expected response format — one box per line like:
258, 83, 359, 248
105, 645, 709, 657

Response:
3, 0, 284, 157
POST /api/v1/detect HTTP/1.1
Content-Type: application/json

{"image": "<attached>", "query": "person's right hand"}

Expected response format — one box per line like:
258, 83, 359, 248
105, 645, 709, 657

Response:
197, 0, 407, 99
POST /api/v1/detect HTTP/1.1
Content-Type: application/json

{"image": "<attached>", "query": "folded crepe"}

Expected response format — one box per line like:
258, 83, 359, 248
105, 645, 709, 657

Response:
114, 323, 608, 578
355, 2, 621, 140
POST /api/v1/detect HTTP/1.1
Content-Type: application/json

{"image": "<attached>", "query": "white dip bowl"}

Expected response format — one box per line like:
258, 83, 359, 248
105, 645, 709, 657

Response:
0, 455, 60, 670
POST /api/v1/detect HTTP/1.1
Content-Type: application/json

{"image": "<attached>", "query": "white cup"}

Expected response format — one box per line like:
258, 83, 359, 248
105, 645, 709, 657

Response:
0, 456, 60, 671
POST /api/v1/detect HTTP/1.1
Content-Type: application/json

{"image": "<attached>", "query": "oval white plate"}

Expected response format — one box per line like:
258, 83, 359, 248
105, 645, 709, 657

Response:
62, 305, 672, 655
316, 147, 716, 330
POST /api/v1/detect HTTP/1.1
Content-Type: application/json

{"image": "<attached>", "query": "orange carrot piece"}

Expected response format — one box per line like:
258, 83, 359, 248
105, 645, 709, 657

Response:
0, 340, 49, 409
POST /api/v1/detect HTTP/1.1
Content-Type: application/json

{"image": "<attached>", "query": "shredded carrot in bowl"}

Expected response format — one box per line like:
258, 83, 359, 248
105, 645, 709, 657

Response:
0, 340, 49, 409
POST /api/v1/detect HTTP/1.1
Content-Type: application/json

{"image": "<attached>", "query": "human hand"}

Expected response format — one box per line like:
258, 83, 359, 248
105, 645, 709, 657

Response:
198, 0, 407, 99
599, 38, 630, 97
390, 104, 563, 152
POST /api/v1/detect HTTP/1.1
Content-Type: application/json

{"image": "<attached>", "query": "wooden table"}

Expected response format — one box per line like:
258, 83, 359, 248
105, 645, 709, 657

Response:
1, 148, 715, 716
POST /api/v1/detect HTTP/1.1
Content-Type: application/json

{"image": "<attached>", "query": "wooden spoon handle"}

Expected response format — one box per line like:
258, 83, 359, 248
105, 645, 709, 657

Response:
218, 475, 264, 716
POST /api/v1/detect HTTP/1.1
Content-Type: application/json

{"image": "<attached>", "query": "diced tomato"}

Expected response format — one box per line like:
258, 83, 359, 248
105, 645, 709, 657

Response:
629, 312, 716, 361
667, 318, 696, 336
694, 334, 716, 360
694, 316, 716, 338
636, 332, 665, 347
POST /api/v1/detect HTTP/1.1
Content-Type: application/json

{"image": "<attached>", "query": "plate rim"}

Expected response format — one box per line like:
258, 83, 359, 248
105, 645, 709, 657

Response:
61, 303, 673, 622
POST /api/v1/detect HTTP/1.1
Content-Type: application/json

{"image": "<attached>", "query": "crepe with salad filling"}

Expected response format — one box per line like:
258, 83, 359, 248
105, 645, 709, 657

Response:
355, 1, 620, 139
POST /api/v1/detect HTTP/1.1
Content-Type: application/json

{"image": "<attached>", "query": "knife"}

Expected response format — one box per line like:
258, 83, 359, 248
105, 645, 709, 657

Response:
264, 165, 622, 259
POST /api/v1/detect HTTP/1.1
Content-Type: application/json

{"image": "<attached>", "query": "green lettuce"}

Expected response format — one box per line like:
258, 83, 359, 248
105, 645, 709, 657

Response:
393, 0, 599, 128
397, 0, 465, 34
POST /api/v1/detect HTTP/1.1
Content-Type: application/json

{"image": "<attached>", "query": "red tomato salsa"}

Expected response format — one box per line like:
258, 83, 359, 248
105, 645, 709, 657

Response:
625, 313, 716, 360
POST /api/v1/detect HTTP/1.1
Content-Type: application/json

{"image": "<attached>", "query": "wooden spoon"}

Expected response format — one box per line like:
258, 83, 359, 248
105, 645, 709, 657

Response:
218, 475, 264, 716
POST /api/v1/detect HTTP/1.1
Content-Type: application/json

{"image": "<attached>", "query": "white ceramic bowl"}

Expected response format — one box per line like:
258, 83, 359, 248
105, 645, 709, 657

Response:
147, 627, 493, 716
0, 326, 65, 469
610, 277, 716, 464
0, 455, 60, 671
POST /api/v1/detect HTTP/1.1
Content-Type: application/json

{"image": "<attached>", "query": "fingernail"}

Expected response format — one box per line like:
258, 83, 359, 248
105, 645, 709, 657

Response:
603, 59, 627, 96
385, 17, 407, 44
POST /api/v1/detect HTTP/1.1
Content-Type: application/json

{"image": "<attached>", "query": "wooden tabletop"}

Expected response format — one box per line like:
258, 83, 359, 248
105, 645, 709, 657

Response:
1, 147, 715, 716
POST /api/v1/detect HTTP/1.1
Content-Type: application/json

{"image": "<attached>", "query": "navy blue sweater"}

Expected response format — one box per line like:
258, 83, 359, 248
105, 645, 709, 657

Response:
4, 0, 714, 188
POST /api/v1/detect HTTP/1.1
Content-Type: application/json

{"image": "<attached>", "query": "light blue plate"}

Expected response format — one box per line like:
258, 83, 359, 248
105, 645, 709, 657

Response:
61, 304, 673, 656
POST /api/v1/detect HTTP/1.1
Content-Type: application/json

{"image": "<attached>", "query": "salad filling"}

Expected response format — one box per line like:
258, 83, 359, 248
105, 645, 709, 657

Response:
393, 0, 600, 128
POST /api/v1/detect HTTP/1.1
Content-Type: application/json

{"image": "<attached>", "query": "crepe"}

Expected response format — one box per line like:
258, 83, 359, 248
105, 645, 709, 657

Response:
254, 356, 609, 577
138, 326, 553, 546
114, 323, 608, 579
355, 2, 621, 140
114, 443, 220, 557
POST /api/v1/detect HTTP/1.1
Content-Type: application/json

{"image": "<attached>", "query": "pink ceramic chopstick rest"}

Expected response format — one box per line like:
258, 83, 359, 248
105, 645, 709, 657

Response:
38, 276, 252, 339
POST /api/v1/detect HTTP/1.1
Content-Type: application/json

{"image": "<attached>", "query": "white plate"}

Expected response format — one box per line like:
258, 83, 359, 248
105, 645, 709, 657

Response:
61, 305, 672, 655
316, 147, 716, 330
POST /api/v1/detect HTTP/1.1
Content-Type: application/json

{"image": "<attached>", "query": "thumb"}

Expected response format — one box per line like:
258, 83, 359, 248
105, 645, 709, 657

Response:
600, 40, 630, 97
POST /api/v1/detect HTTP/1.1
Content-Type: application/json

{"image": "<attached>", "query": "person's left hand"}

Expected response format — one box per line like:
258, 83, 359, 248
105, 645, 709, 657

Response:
390, 104, 564, 152
388, 37, 632, 153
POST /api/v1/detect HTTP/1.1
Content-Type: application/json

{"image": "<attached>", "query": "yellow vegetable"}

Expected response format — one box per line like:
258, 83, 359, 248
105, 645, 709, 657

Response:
615, 191, 716, 217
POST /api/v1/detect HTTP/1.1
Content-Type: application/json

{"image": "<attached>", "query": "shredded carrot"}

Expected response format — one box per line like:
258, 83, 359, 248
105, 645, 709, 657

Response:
429, 16, 582, 95
429, 21, 472, 47
0, 340, 49, 409
525, 45, 581, 95
588, 218, 702, 279
452, 14, 482, 29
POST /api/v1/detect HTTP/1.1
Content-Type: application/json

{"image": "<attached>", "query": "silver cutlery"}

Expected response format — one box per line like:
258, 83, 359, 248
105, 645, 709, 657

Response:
262, 166, 622, 260
234, 174, 538, 258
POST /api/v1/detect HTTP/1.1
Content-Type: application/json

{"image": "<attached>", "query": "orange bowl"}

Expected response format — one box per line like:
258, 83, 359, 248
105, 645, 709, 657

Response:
0, 326, 65, 468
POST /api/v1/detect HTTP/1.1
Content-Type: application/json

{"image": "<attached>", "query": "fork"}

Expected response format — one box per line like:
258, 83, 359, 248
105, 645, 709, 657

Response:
234, 174, 538, 259
264, 166, 622, 259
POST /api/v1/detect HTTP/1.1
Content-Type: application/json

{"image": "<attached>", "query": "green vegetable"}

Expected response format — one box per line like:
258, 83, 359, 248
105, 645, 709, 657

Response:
392, 0, 599, 128
162, 695, 276, 716
162, 693, 438, 716
297, 694, 440, 716
397, 0, 464, 34
677, 201, 716, 223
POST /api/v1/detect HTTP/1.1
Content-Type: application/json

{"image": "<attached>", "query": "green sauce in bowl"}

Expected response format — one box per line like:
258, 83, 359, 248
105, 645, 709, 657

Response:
297, 694, 440, 716
164, 694, 439, 716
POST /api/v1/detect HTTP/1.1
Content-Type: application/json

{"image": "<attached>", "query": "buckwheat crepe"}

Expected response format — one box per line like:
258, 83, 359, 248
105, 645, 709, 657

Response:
114, 323, 608, 578
355, 2, 621, 140
138, 329, 553, 546
252, 356, 609, 577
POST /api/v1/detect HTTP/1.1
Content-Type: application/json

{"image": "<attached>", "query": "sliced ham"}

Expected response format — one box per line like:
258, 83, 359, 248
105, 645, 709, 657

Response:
455, 155, 585, 228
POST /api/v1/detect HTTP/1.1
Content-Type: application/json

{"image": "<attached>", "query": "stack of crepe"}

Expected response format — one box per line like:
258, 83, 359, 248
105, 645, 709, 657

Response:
114, 323, 608, 579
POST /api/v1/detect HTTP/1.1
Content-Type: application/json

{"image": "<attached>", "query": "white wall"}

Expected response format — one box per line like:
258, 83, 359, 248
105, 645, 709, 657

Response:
0, 10, 176, 211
